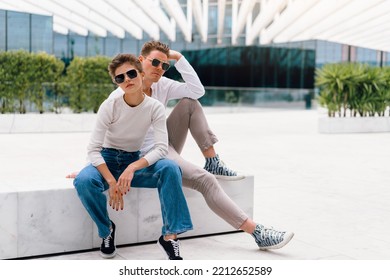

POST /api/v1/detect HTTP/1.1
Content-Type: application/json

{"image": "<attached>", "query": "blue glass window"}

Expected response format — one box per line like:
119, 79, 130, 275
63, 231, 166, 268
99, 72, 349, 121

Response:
7, 11, 30, 51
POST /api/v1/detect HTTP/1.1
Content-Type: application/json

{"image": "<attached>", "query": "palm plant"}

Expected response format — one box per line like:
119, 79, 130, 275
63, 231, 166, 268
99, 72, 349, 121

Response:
315, 63, 362, 117
315, 63, 389, 117
382, 67, 390, 116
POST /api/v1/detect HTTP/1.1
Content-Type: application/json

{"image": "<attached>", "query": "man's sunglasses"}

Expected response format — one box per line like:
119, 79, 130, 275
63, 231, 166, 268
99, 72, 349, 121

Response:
114, 69, 138, 84
146, 57, 170, 71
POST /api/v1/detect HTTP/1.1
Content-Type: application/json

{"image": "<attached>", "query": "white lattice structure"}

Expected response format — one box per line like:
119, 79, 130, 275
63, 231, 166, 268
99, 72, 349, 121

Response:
0, 0, 389, 51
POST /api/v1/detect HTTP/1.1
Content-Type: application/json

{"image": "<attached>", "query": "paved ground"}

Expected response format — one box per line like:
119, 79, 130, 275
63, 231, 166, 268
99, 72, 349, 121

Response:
1, 106, 390, 261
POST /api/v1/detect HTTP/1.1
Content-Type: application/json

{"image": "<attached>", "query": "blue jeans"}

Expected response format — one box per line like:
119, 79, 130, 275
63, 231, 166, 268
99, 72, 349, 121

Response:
74, 148, 193, 238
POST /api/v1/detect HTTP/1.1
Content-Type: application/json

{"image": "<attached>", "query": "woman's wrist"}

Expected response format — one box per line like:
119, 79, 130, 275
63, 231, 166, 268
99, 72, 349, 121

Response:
127, 164, 137, 173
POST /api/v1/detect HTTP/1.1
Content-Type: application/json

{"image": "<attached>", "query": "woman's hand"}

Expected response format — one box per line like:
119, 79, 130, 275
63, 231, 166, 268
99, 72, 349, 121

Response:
96, 163, 126, 211
108, 180, 124, 211
117, 165, 135, 195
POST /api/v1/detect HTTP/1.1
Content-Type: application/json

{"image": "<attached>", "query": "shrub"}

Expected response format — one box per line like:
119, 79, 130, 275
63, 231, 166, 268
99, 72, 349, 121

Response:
65, 56, 114, 113
0, 50, 64, 113
315, 63, 390, 117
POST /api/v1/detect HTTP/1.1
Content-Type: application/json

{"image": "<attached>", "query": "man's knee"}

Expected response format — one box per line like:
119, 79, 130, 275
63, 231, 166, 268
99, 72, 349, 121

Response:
186, 168, 219, 194
177, 97, 200, 110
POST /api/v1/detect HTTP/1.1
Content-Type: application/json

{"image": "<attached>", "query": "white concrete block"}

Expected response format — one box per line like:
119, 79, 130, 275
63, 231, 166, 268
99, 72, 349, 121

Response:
318, 116, 390, 133
137, 188, 164, 242
17, 189, 93, 258
0, 114, 96, 134
0, 192, 18, 259
0, 175, 254, 259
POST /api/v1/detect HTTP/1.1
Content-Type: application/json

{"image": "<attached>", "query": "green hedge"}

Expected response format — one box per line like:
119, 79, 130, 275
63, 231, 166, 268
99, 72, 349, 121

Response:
65, 56, 114, 113
0, 50, 65, 113
0, 51, 115, 113
315, 63, 390, 117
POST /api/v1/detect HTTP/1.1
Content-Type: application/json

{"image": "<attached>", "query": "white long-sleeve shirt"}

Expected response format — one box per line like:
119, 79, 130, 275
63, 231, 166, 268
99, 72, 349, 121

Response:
109, 55, 205, 155
88, 94, 167, 167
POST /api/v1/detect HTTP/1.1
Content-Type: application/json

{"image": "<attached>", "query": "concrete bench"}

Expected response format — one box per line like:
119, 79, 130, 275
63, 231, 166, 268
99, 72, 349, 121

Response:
0, 175, 254, 259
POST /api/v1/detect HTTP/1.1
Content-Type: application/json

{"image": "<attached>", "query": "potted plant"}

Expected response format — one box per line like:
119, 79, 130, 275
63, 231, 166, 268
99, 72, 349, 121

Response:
315, 63, 390, 133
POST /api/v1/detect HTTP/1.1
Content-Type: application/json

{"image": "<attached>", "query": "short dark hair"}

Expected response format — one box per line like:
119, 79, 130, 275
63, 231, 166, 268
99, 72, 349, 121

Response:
108, 53, 143, 79
141, 40, 170, 57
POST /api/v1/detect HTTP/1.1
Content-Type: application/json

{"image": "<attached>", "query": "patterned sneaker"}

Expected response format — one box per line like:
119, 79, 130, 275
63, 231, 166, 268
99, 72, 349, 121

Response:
204, 154, 244, 180
252, 224, 294, 250
100, 221, 116, 258
157, 235, 183, 260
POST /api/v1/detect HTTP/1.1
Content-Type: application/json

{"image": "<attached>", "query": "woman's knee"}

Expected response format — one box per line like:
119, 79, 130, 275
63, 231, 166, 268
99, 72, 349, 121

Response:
156, 159, 182, 175
74, 172, 91, 192
73, 167, 102, 193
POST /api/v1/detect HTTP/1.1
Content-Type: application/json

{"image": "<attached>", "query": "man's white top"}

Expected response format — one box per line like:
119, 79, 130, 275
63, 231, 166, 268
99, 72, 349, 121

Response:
109, 56, 205, 156
88, 94, 167, 167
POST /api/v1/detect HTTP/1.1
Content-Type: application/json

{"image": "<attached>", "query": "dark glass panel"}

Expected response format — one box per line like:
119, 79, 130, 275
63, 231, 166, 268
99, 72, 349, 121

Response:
181, 46, 315, 89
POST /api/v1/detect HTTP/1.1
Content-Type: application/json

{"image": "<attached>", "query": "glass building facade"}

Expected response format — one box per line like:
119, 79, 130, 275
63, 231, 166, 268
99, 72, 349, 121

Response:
169, 46, 315, 89
269, 40, 390, 68
1, 7, 389, 109
0, 9, 53, 53
163, 45, 315, 107
2, 7, 388, 68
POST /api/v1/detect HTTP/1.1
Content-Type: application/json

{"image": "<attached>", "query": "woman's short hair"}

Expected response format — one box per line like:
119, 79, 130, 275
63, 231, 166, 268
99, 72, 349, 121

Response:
108, 53, 143, 78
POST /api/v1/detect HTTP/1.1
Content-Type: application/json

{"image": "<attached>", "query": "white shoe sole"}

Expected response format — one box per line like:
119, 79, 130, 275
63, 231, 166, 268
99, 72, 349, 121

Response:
100, 250, 117, 259
214, 174, 246, 181
259, 232, 295, 250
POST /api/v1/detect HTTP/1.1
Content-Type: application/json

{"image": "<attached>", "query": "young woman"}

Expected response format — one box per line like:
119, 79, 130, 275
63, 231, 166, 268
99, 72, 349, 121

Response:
73, 53, 192, 260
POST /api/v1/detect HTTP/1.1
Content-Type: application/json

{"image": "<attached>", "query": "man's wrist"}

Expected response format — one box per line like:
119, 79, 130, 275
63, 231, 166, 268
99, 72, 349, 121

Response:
169, 50, 182, 61
173, 54, 182, 60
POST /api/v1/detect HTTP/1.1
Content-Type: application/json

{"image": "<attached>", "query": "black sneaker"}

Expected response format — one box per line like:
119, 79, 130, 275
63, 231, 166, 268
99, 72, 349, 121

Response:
157, 235, 183, 260
100, 221, 116, 258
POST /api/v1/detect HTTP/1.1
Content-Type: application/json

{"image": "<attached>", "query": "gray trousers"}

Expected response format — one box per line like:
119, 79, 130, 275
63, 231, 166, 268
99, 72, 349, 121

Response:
166, 98, 248, 229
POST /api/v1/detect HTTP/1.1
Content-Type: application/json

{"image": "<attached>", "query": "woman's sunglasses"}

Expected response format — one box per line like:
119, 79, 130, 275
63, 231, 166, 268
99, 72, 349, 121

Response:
114, 69, 138, 84
146, 57, 170, 71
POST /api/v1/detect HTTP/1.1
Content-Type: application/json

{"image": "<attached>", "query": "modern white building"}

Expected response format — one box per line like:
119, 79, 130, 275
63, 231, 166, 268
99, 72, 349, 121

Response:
1, 0, 389, 111
0, 0, 389, 64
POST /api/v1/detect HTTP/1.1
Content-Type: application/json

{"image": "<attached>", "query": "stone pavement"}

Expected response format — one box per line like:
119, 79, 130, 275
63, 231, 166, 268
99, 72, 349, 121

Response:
1, 107, 390, 260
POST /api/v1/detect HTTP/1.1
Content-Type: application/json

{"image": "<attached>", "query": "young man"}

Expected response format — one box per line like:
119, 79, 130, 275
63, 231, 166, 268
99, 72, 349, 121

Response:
109, 41, 294, 251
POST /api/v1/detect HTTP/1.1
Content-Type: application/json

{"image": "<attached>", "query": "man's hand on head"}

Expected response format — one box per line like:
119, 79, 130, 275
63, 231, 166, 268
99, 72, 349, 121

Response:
168, 50, 182, 61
